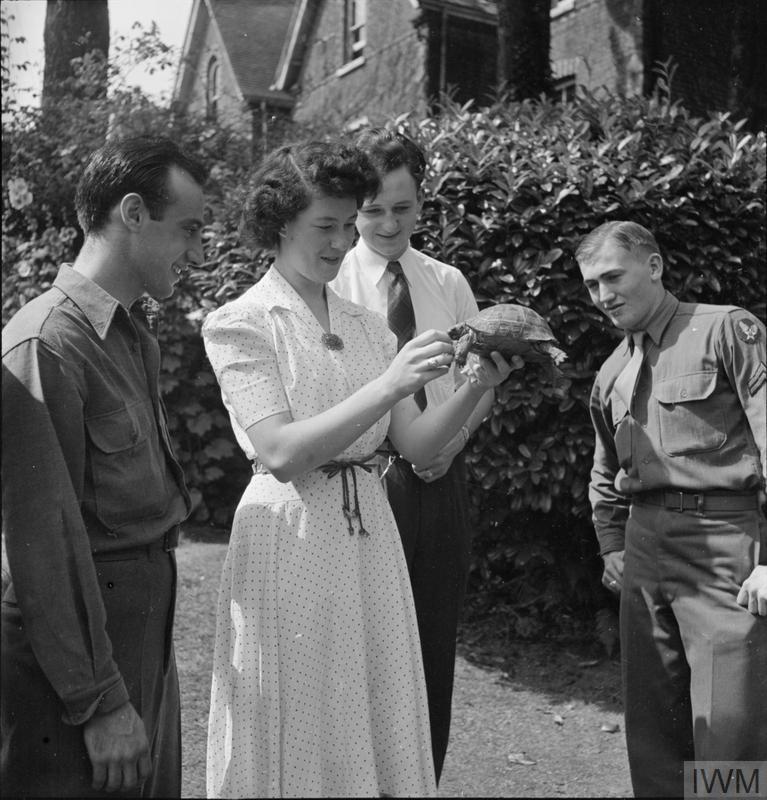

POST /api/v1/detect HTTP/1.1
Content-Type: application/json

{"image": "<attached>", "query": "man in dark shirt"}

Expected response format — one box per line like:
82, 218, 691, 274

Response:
577, 220, 766, 797
2, 136, 206, 796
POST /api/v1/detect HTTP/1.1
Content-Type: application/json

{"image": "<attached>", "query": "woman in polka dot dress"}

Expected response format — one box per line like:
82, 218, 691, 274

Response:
202, 141, 511, 798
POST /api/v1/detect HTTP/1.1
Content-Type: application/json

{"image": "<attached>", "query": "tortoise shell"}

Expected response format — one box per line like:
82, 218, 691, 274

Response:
448, 304, 566, 368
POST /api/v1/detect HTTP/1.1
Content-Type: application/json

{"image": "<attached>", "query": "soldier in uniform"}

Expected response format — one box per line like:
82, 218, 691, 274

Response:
576, 220, 767, 797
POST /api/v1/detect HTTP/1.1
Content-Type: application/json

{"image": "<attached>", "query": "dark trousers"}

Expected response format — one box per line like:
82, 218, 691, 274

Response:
385, 453, 472, 783
621, 502, 767, 797
1, 547, 180, 798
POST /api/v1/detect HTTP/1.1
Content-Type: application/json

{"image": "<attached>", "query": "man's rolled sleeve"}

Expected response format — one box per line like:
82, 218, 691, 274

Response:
2, 338, 127, 725
588, 374, 630, 555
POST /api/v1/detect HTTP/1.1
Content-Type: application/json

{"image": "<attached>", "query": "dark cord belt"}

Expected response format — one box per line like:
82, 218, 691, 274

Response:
252, 457, 378, 536
320, 459, 376, 536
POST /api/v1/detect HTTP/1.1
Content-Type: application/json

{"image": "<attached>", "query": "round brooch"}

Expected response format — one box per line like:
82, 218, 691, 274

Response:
321, 332, 344, 351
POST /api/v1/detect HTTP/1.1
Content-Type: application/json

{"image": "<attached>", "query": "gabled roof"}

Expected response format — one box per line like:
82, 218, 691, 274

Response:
272, 0, 321, 92
174, 0, 297, 109
215, 0, 297, 103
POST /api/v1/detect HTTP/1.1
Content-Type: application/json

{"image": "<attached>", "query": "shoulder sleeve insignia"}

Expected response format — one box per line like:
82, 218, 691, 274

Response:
735, 315, 761, 344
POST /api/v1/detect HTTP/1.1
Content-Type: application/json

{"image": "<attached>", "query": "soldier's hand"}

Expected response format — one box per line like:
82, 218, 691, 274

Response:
83, 701, 152, 792
602, 550, 625, 594
737, 564, 767, 616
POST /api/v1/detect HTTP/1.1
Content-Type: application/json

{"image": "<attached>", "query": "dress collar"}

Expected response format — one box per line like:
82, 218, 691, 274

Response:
254, 266, 364, 318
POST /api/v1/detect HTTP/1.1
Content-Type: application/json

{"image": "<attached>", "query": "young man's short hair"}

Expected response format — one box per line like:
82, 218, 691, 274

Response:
75, 136, 208, 235
575, 220, 661, 266
353, 128, 426, 191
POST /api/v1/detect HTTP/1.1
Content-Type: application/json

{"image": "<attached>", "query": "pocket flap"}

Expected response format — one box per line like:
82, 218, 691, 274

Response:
86, 404, 147, 453
653, 371, 717, 404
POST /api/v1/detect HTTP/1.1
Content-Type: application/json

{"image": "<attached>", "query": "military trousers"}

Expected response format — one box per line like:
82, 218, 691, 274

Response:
1, 545, 180, 798
621, 500, 767, 797
385, 453, 472, 783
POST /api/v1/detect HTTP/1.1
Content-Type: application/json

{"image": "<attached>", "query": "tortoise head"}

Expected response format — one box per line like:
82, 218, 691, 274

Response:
448, 322, 468, 341
450, 328, 475, 368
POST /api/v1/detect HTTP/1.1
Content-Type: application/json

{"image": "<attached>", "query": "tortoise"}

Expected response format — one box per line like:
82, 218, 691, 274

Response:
448, 304, 566, 372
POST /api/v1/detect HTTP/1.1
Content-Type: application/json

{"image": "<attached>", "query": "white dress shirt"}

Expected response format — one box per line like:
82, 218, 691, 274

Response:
331, 238, 480, 407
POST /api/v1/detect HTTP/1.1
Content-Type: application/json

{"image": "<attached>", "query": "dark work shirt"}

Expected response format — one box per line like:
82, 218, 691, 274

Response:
589, 292, 766, 556
2, 265, 190, 724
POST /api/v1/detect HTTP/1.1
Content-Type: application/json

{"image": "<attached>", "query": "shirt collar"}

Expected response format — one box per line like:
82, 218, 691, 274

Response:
256, 265, 364, 318
353, 237, 415, 287
639, 291, 678, 347
53, 264, 126, 340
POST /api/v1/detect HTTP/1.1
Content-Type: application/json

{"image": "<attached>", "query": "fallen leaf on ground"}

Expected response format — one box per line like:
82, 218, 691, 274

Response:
578, 659, 600, 667
553, 714, 565, 725
507, 752, 537, 766
601, 722, 620, 733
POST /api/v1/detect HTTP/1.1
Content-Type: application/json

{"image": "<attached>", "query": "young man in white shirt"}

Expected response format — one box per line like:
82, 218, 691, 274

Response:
331, 129, 494, 781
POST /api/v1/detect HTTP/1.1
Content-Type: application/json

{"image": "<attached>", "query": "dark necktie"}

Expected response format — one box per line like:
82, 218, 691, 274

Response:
612, 331, 645, 494
386, 260, 426, 410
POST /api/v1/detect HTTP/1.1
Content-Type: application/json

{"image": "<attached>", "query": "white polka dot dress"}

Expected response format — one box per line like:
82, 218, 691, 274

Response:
202, 267, 437, 798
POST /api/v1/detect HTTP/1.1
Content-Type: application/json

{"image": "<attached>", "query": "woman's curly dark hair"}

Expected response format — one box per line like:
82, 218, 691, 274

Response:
241, 141, 380, 249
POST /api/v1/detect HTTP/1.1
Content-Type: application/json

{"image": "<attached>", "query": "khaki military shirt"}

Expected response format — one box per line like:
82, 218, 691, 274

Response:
589, 291, 766, 555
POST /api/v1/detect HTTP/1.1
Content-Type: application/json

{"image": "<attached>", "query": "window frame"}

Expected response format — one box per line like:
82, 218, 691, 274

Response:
551, 0, 575, 19
343, 0, 367, 64
206, 56, 220, 121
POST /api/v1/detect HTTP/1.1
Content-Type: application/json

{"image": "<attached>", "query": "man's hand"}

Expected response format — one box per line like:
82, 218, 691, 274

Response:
602, 550, 625, 594
412, 428, 466, 483
460, 351, 524, 384
83, 701, 152, 792
737, 565, 767, 616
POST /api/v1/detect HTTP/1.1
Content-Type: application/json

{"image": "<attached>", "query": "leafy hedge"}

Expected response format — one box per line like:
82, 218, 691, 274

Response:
3, 33, 765, 636
169, 82, 765, 635
403, 84, 765, 631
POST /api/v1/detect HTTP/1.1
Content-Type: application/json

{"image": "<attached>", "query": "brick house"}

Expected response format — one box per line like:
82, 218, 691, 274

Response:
172, 0, 765, 153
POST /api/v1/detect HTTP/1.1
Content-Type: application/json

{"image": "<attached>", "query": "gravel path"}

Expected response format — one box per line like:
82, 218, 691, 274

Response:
175, 539, 631, 797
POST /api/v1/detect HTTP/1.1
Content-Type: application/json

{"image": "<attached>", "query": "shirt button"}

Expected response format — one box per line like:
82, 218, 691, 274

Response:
107, 581, 115, 589
680, 389, 688, 398
642, 457, 651, 464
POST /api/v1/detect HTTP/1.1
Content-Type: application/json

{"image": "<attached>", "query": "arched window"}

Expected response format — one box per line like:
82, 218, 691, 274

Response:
206, 57, 220, 120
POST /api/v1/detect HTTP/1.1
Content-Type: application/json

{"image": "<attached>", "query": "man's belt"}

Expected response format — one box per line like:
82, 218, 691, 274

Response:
92, 524, 180, 560
633, 490, 759, 513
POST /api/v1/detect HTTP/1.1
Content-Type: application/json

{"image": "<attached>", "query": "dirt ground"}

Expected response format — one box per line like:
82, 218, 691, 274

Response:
175, 536, 632, 798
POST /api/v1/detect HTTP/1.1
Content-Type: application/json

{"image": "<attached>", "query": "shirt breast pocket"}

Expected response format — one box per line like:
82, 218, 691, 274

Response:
85, 402, 167, 529
653, 371, 726, 456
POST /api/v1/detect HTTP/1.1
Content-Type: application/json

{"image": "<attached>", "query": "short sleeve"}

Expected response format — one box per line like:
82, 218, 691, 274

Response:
202, 305, 290, 432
